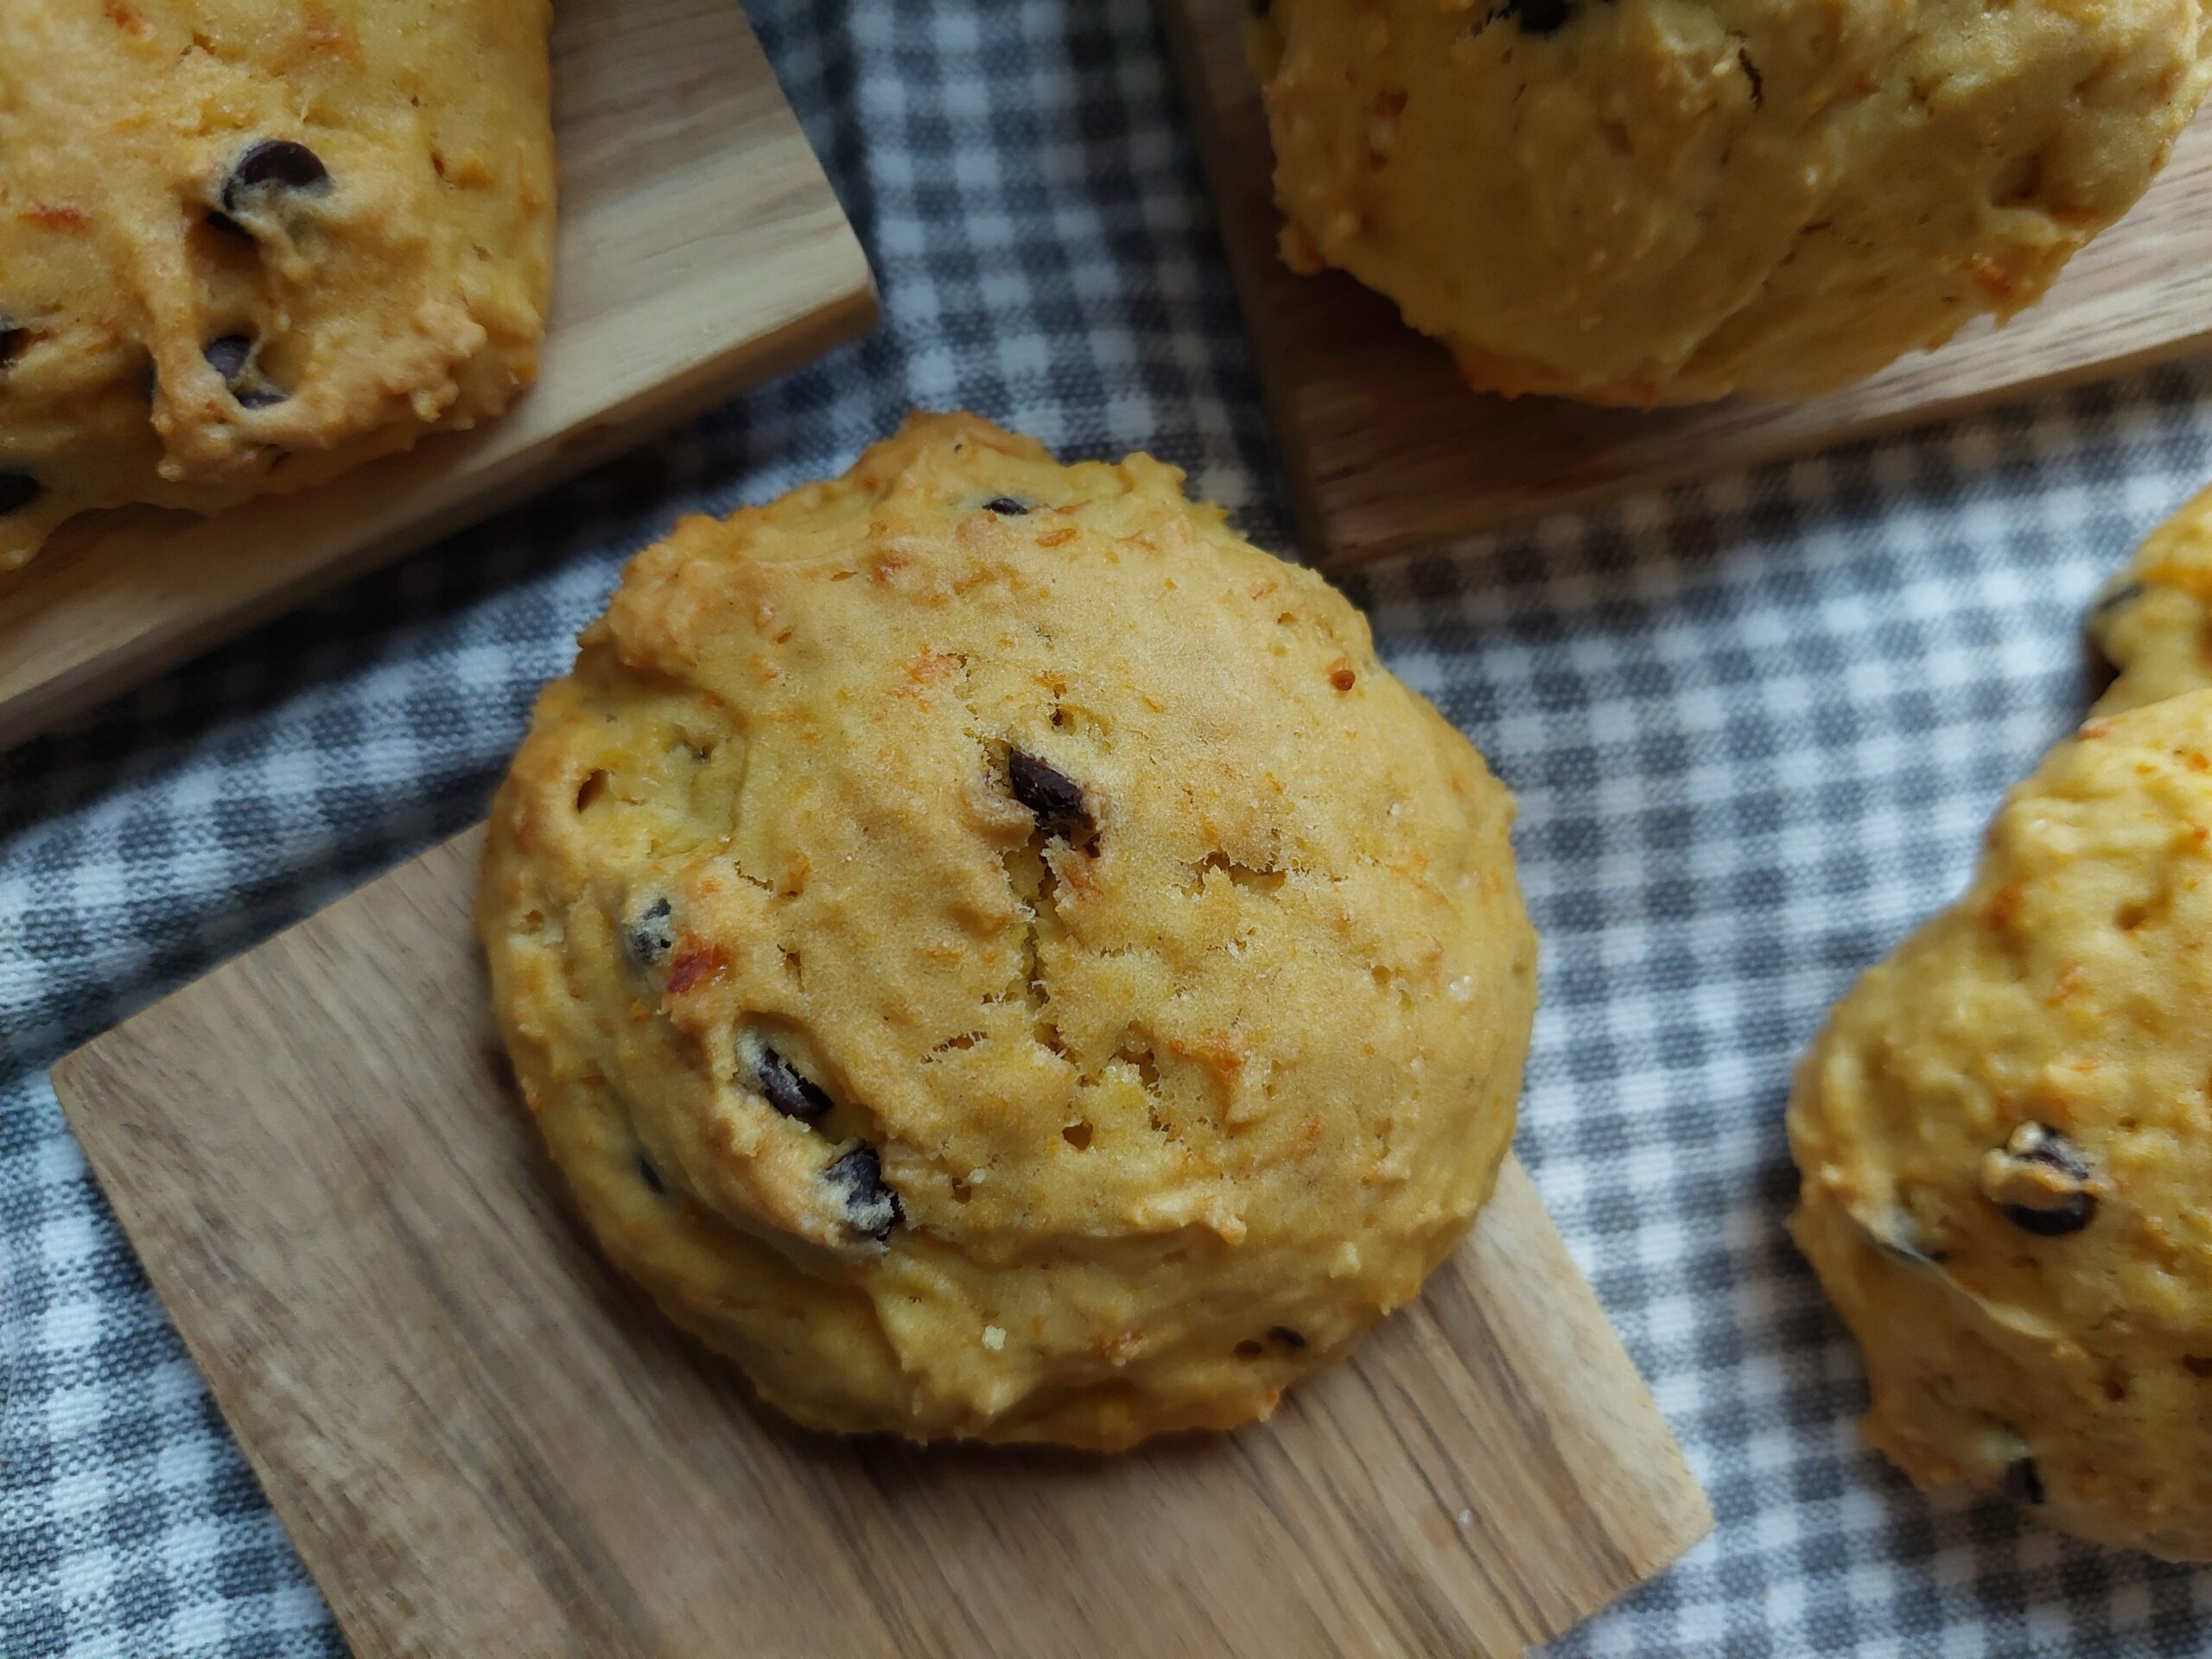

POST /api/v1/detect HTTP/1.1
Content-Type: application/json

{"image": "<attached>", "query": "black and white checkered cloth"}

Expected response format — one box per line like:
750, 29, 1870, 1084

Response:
8, 3, 2212, 1653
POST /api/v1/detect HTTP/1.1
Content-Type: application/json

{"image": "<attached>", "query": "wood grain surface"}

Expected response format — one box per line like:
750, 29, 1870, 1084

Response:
0, 0, 875, 753
1161, 0, 2212, 568
52, 830, 1712, 1659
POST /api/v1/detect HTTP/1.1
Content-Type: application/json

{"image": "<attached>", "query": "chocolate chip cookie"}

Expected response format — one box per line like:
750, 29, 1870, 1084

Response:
1251, 0, 2210, 404
476, 413, 1539, 1448
0, 0, 556, 569
1791, 687, 2212, 1558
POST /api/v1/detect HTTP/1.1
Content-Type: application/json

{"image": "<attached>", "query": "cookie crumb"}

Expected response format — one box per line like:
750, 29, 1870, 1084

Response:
982, 1325, 1007, 1351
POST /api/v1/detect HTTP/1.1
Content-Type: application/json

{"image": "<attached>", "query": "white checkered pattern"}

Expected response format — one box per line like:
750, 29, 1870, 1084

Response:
8, 3, 2212, 1653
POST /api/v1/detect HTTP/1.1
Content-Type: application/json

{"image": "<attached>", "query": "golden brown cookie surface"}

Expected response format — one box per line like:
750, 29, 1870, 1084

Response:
477, 413, 1538, 1448
1253, 0, 2210, 405
2090, 484, 2212, 716
0, 0, 556, 568
1790, 688, 2212, 1558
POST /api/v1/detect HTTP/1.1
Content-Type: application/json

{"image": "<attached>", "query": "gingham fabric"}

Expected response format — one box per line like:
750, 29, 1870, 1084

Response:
7, 4, 2212, 1655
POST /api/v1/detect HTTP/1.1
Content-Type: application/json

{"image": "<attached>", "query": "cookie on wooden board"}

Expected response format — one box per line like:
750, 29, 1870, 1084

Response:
1251, 0, 2211, 405
0, 0, 556, 569
476, 412, 1539, 1449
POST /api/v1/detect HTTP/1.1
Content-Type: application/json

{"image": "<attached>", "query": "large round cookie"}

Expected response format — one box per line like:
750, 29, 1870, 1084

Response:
477, 413, 1539, 1448
1252, 0, 2211, 405
0, 0, 556, 569
1790, 688, 2212, 1558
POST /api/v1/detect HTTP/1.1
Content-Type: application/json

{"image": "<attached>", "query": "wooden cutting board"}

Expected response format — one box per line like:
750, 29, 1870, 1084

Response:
51, 829, 1711, 1659
1161, 0, 2212, 569
0, 0, 875, 753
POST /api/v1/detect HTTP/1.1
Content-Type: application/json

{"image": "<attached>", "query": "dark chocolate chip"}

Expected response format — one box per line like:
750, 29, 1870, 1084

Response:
1999, 1455, 2045, 1506
203, 334, 253, 382
204, 209, 252, 239
1501, 0, 1575, 32
753, 1043, 833, 1122
626, 896, 677, 966
1268, 1326, 1307, 1350
203, 335, 288, 410
982, 497, 1029, 516
1988, 1123, 2097, 1237
824, 1145, 904, 1241
637, 1154, 666, 1196
0, 472, 39, 516
222, 139, 330, 212
0, 320, 23, 369
2003, 1193, 2096, 1237
1488, 0, 1612, 35
1007, 749, 1094, 845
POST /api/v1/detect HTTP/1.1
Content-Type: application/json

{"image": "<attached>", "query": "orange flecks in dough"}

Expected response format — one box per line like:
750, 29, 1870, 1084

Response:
1986, 885, 2020, 932
1959, 254, 2018, 303
666, 944, 728, 996
20, 203, 89, 231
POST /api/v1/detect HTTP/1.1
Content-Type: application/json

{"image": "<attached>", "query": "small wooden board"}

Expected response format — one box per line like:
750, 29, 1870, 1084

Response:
52, 830, 1710, 1659
0, 0, 875, 752
1161, 0, 2212, 568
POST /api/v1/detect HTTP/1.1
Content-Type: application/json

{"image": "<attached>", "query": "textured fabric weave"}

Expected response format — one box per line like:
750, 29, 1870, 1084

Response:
8, 3, 2212, 1654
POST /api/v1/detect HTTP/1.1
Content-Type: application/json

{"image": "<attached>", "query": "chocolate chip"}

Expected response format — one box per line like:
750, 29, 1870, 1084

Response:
0, 320, 23, 370
626, 897, 676, 966
637, 1154, 666, 1196
2004, 1195, 2096, 1236
753, 1042, 833, 1122
1488, 0, 1611, 35
1984, 1123, 2097, 1236
223, 139, 330, 213
203, 335, 287, 410
0, 472, 39, 516
1268, 1326, 1307, 1350
1501, 0, 1575, 31
203, 334, 251, 382
824, 1145, 903, 1241
2014, 1122, 2093, 1182
1999, 1455, 2045, 1506
1007, 749, 1094, 845
982, 497, 1029, 516
204, 210, 252, 239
